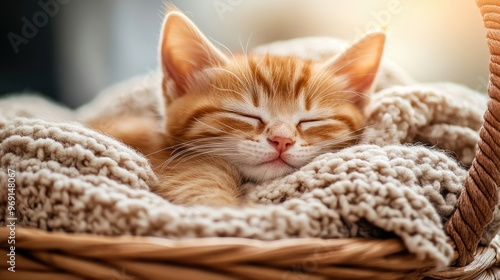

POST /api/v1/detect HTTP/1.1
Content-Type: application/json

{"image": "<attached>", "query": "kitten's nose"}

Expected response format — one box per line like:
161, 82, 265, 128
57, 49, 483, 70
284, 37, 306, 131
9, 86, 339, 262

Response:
268, 136, 294, 153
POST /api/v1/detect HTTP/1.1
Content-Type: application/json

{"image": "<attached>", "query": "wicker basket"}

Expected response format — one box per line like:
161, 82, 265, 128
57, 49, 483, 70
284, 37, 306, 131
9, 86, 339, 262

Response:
1, 0, 499, 279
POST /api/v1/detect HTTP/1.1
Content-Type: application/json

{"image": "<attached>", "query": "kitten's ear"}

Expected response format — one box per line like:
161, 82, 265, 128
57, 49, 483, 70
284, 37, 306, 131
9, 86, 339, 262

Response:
160, 8, 229, 101
324, 32, 386, 108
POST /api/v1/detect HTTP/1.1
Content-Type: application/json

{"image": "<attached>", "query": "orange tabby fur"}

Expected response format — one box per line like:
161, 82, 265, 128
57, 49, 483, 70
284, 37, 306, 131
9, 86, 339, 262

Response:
89, 8, 386, 206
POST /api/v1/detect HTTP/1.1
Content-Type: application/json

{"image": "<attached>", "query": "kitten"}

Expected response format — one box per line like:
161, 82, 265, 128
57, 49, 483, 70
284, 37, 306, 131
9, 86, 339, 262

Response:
89, 8, 385, 206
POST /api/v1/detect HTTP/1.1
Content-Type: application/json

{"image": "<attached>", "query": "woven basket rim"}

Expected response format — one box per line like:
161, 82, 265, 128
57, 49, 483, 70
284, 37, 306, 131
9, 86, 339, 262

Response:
2, 227, 499, 279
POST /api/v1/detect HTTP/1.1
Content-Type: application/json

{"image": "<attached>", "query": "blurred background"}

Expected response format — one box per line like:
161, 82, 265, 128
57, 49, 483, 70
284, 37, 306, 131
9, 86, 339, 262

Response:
0, 0, 489, 108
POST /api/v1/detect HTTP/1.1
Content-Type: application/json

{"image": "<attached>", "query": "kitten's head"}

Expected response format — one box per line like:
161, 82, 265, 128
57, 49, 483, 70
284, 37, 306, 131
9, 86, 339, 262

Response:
159, 9, 385, 182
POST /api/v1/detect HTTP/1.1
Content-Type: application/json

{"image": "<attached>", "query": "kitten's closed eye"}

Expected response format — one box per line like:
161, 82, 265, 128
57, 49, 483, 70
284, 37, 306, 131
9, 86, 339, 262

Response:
298, 118, 324, 125
223, 111, 264, 125
298, 118, 345, 130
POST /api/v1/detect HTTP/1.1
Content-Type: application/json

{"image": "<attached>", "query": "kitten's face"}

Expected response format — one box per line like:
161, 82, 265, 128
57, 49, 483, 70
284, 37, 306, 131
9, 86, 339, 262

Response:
160, 9, 385, 182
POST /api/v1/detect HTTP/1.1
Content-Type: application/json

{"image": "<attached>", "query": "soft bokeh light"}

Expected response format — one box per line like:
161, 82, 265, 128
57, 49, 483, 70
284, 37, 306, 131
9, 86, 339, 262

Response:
2, 0, 489, 107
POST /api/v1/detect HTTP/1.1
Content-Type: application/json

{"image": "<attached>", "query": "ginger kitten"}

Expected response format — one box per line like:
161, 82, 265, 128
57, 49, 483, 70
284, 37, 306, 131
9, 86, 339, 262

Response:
90, 8, 386, 206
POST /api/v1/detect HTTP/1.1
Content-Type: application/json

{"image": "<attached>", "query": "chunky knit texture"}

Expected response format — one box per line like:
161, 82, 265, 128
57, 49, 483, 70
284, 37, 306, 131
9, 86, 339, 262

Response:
0, 38, 494, 267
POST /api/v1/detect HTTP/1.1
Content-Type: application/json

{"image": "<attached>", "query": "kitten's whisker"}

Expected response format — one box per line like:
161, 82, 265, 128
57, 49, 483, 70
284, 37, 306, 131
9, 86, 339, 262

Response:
212, 119, 252, 138
314, 126, 369, 147
193, 117, 230, 135
251, 56, 267, 80
246, 56, 269, 103
314, 126, 395, 151
310, 73, 376, 104
168, 148, 238, 170
314, 90, 368, 105
146, 146, 171, 157
184, 144, 240, 152
213, 39, 235, 60
157, 135, 241, 171
239, 34, 256, 94
157, 149, 194, 172
193, 118, 250, 140
239, 60, 256, 97
318, 135, 362, 145
156, 140, 223, 171
239, 32, 253, 55
146, 140, 196, 157
329, 53, 379, 77
307, 54, 378, 99
205, 67, 253, 95
306, 60, 332, 97
212, 38, 255, 97
211, 85, 248, 100
326, 73, 377, 92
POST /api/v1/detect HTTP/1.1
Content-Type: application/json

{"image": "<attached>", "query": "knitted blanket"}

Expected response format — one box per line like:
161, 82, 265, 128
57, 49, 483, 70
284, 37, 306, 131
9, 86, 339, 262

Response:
0, 38, 495, 267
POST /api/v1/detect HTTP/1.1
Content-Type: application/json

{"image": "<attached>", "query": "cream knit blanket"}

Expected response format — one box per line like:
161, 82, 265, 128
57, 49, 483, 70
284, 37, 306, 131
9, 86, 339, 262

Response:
0, 38, 495, 267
